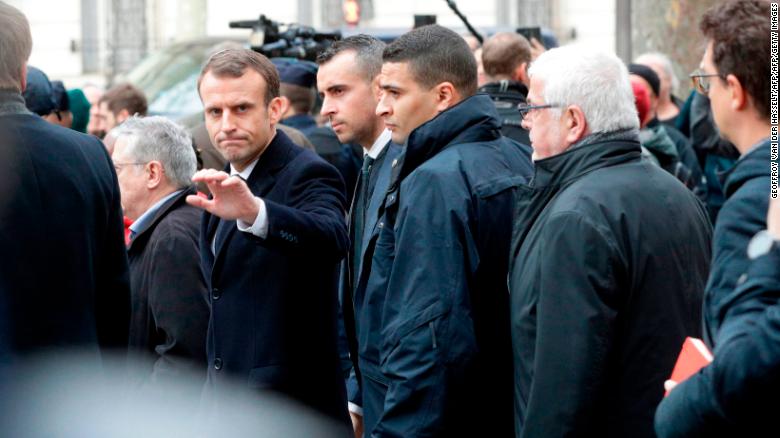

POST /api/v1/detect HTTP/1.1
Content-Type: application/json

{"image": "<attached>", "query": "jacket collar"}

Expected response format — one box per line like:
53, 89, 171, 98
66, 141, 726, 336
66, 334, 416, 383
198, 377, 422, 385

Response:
281, 114, 316, 132
722, 137, 771, 198
127, 186, 196, 251
241, 128, 294, 195
478, 80, 528, 99
398, 93, 502, 181
639, 125, 678, 161
0, 89, 31, 117
531, 137, 643, 188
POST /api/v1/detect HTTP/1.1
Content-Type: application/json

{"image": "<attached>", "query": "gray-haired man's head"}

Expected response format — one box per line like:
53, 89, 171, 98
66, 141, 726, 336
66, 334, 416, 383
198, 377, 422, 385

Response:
112, 116, 197, 220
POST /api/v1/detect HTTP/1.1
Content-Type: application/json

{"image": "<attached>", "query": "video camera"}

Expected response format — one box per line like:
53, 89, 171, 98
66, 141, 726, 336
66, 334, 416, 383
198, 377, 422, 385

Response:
229, 15, 341, 62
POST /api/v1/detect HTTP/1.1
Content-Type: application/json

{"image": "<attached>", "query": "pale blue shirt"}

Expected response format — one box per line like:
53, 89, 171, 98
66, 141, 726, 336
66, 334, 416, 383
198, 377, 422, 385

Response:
129, 189, 184, 240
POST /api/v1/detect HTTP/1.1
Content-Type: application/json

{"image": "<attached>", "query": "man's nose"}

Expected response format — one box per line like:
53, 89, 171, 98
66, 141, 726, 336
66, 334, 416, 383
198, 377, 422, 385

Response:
521, 116, 532, 131
320, 97, 335, 118
221, 110, 236, 132
376, 95, 391, 117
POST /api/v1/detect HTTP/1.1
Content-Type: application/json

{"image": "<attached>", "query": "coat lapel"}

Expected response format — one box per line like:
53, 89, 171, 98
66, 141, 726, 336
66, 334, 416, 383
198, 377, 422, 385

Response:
356, 143, 399, 286
210, 130, 292, 274
361, 144, 393, 255
127, 187, 196, 252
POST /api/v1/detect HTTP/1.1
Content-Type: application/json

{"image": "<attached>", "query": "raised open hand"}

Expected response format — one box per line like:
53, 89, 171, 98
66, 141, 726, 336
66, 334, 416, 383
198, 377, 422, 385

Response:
186, 169, 260, 224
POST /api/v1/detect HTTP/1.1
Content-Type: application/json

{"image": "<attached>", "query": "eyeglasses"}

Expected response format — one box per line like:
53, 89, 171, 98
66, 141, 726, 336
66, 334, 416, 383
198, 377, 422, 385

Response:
517, 103, 560, 121
689, 69, 725, 95
113, 162, 147, 172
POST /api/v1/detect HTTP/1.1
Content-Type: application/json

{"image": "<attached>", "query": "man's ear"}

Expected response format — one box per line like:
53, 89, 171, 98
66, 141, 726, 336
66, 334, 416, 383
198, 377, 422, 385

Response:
145, 160, 165, 189
563, 105, 589, 145
514, 62, 529, 85
117, 109, 131, 124
267, 96, 284, 126
726, 73, 748, 112
434, 82, 459, 113
371, 76, 382, 100
278, 96, 292, 118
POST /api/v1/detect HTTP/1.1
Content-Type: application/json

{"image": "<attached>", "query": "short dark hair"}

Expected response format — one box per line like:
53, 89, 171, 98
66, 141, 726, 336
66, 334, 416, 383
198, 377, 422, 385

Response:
99, 83, 147, 117
700, 0, 771, 119
316, 34, 386, 82
382, 25, 477, 96
481, 32, 531, 79
198, 48, 280, 105
280, 83, 315, 114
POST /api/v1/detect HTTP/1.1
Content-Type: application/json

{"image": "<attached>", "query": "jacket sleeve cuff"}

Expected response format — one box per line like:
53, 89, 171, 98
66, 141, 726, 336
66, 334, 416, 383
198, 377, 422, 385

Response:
348, 402, 363, 416
745, 245, 780, 279
236, 197, 268, 239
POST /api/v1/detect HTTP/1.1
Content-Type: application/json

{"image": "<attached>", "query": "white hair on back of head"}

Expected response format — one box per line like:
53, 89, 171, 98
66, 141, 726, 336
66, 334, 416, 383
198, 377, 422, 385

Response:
635, 52, 679, 93
528, 44, 639, 133
115, 116, 197, 189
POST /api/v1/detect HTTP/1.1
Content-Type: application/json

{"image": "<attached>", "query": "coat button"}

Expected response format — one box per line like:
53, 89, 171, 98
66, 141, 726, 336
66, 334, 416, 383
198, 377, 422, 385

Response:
391, 159, 398, 168
378, 222, 384, 229
212, 288, 221, 300
214, 358, 223, 370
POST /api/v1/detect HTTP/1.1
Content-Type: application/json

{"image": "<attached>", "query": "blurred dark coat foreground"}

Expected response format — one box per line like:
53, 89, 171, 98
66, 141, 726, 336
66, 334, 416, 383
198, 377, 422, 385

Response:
509, 135, 712, 437
0, 352, 347, 438
0, 89, 130, 355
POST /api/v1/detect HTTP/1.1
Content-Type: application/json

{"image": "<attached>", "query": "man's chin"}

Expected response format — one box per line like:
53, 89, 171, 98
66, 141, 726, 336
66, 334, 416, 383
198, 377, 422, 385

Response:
334, 133, 354, 145
218, 149, 243, 164
390, 132, 407, 145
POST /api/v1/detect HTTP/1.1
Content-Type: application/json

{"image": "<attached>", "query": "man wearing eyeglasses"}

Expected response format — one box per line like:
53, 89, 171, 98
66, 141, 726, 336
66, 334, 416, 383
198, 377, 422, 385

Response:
508, 45, 712, 437
689, 0, 773, 348
655, 1, 774, 435
112, 116, 209, 385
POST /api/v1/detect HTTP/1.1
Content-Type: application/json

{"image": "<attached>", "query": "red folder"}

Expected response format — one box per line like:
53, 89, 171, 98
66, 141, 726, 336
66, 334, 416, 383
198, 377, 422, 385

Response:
665, 337, 713, 396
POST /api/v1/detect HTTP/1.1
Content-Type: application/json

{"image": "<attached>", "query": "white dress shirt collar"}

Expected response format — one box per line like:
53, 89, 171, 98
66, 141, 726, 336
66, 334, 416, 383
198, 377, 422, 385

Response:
129, 189, 184, 236
365, 129, 392, 159
230, 157, 260, 180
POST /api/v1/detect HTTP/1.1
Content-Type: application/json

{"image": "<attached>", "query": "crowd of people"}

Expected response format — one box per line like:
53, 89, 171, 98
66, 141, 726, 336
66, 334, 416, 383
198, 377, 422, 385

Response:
0, 0, 777, 436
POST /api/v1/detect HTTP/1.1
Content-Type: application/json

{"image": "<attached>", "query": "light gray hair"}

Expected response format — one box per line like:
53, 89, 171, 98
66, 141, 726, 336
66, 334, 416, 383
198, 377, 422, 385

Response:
115, 116, 197, 189
529, 45, 639, 133
635, 52, 680, 95
0, 2, 33, 92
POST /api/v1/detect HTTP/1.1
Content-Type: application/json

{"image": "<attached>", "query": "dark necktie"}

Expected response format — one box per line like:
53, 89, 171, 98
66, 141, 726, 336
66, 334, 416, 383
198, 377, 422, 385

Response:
352, 155, 374, 281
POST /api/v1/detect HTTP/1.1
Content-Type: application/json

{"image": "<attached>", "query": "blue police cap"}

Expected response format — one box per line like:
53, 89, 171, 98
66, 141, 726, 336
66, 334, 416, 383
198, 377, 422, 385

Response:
22, 66, 57, 116
50, 80, 70, 112
272, 58, 318, 88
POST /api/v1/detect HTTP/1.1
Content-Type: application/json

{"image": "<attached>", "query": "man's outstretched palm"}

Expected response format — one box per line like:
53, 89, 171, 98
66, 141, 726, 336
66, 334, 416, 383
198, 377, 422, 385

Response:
186, 169, 260, 224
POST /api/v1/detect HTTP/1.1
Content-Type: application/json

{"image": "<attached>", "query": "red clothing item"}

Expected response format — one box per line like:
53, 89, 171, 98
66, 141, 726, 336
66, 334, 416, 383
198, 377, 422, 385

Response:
122, 193, 203, 246
123, 216, 133, 246
631, 78, 651, 127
